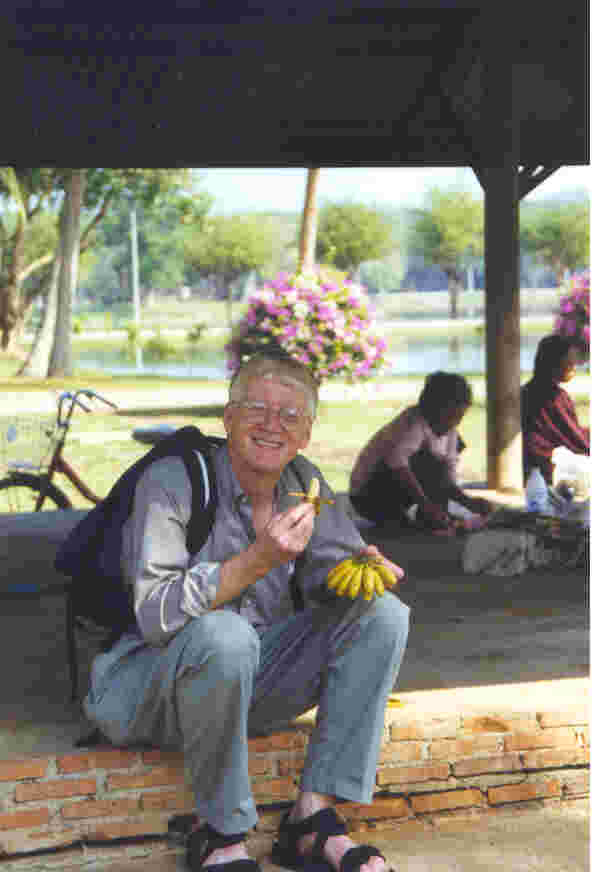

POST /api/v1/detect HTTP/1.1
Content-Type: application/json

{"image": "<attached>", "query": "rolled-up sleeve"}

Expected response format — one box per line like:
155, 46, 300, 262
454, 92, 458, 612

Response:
121, 457, 220, 646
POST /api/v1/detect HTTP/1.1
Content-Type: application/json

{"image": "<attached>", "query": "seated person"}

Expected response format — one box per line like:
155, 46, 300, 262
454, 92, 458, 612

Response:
521, 333, 589, 486
349, 371, 492, 532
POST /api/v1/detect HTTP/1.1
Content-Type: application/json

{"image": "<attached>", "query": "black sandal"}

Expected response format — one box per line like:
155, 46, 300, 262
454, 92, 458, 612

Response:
271, 807, 393, 872
187, 822, 260, 872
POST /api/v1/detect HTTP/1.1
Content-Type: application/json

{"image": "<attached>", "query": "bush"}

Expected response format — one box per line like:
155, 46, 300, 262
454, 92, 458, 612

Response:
554, 271, 590, 357
144, 328, 176, 361
225, 267, 388, 383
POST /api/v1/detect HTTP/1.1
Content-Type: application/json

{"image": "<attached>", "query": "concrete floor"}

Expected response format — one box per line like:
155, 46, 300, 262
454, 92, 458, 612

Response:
0, 518, 587, 758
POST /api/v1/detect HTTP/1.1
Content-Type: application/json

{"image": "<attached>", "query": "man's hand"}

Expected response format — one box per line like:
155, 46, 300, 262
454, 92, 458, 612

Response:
257, 502, 316, 570
359, 544, 405, 586
419, 500, 451, 529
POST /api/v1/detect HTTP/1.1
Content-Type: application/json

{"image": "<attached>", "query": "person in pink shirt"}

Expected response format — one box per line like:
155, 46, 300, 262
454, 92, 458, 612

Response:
350, 372, 492, 532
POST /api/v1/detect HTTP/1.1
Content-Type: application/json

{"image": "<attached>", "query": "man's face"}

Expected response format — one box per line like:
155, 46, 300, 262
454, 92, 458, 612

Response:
223, 376, 312, 478
431, 401, 469, 436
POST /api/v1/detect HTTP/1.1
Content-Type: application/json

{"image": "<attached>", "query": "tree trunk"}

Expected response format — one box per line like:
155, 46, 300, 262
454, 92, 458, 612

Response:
17, 256, 61, 377
48, 171, 86, 377
298, 168, 320, 273
447, 272, 460, 319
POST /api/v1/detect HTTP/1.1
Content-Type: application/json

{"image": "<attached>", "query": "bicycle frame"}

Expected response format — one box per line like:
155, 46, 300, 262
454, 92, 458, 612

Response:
32, 389, 116, 510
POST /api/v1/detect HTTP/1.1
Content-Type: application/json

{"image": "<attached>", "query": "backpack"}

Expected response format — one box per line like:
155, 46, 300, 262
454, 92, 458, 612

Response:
55, 425, 308, 702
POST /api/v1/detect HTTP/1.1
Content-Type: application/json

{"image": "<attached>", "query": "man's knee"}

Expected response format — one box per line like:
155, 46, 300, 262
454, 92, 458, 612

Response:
180, 611, 261, 678
366, 593, 410, 646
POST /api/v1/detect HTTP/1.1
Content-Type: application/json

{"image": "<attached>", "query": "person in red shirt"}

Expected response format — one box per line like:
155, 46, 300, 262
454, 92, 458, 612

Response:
521, 334, 589, 485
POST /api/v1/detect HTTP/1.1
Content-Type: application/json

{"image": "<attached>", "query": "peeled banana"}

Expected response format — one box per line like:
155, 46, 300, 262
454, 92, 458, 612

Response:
327, 556, 399, 600
288, 476, 335, 515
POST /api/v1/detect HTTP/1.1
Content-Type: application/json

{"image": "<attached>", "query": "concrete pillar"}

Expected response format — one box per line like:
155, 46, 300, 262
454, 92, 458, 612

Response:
481, 41, 523, 493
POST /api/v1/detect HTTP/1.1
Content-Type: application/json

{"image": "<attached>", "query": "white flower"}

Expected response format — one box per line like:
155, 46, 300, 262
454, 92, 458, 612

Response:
293, 301, 309, 319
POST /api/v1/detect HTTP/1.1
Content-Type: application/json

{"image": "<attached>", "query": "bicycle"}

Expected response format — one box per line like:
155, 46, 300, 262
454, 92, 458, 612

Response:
0, 389, 118, 512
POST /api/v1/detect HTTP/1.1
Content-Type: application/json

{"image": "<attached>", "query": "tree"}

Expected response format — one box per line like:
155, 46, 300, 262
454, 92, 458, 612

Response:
183, 215, 275, 325
521, 205, 589, 286
82, 180, 213, 303
298, 168, 321, 273
4, 168, 198, 376
48, 170, 86, 377
315, 201, 393, 277
408, 188, 484, 318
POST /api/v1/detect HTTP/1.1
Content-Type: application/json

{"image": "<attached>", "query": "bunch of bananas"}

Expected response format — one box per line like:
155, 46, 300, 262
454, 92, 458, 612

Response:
289, 476, 335, 515
327, 556, 398, 600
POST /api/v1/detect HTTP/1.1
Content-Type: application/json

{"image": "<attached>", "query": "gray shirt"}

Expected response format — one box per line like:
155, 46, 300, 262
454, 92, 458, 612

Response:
121, 443, 367, 647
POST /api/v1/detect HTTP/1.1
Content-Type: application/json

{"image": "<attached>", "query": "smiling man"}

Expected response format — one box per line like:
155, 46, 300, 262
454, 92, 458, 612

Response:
82, 353, 409, 872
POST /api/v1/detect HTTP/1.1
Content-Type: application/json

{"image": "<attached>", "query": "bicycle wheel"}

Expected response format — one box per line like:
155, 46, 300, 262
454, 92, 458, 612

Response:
0, 473, 72, 512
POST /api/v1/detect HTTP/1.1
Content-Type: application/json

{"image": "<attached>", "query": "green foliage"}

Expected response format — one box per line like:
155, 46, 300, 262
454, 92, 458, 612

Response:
520, 204, 589, 282
187, 322, 207, 346
144, 328, 176, 361
183, 214, 275, 282
409, 187, 484, 279
315, 202, 393, 273
124, 322, 143, 349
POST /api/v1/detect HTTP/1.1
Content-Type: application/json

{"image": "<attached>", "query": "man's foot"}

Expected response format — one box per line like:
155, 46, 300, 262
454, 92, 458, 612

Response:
287, 804, 386, 872
189, 819, 250, 867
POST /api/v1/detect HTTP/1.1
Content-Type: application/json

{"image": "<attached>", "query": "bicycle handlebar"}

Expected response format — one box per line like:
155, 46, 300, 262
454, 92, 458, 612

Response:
56, 389, 118, 427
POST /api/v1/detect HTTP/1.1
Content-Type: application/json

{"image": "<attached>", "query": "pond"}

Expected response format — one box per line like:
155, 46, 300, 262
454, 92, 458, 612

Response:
75, 333, 546, 379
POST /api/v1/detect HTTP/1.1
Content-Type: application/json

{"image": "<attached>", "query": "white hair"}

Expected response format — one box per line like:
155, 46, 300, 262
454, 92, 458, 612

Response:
228, 355, 318, 418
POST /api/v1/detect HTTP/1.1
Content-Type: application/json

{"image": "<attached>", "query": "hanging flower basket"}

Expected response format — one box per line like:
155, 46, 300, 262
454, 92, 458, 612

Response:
225, 267, 388, 383
553, 271, 590, 358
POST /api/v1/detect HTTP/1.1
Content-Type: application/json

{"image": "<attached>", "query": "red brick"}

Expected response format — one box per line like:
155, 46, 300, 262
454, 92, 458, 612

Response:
141, 789, 195, 812
377, 763, 449, 785
107, 767, 186, 791
389, 724, 423, 741
0, 808, 50, 831
249, 756, 273, 776
536, 708, 589, 728
252, 777, 297, 799
462, 716, 512, 734
248, 733, 307, 752
84, 815, 169, 841
411, 789, 483, 814
277, 755, 306, 776
430, 735, 500, 760
562, 772, 590, 797
339, 797, 410, 820
61, 798, 140, 819
0, 758, 49, 783
452, 753, 523, 777
521, 747, 589, 769
142, 750, 185, 766
0, 828, 79, 856
504, 728, 578, 752
488, 780, 562, 805
15, 778, 97, 802
379, 742, 423, 764
57, 750, 139, 773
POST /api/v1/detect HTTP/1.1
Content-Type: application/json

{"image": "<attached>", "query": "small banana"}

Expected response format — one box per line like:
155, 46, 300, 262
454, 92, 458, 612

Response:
346, 565, 364, 599
371, 562, 398, 590
336, 572, 352, 597
288, 476, 335, 515
327, 560, 354, 590
361, 566, 375, 600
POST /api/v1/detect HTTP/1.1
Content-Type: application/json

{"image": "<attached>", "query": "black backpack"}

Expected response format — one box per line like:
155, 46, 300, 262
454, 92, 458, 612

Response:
55, 426, 308, 701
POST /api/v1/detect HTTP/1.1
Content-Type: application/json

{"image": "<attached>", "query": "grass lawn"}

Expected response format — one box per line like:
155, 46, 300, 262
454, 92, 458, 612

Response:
0, 388, 588, 509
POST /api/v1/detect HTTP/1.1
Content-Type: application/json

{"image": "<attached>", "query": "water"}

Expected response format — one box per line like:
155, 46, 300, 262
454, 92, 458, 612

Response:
75, 334, 545, 379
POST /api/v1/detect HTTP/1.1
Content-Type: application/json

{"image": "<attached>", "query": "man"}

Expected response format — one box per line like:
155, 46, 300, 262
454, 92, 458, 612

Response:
83, 353, 409, 872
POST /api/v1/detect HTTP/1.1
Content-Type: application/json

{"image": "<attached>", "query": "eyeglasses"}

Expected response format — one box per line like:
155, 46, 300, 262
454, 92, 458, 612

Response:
231, 400, 308, 430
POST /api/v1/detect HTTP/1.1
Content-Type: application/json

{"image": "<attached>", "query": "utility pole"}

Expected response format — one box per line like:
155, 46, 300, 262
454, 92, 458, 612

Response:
130, 201, 142, 368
